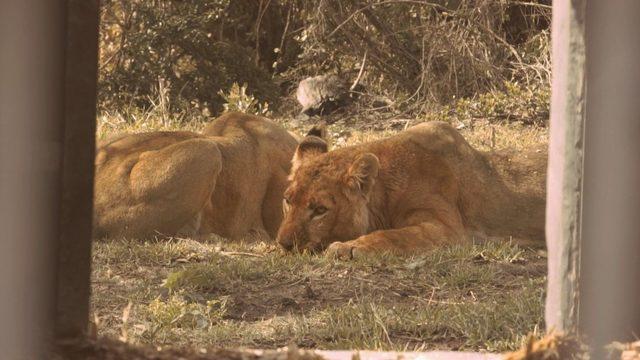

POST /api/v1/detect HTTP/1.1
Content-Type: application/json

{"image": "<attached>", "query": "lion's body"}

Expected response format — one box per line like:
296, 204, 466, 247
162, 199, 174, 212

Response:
93, 112, 298, 240
277, 121, 547, 256
199, 113, 299, 239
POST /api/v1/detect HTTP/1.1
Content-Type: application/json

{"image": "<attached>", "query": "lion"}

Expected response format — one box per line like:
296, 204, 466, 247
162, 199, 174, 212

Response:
276, 121, 547, 258
93, 112, 298, 240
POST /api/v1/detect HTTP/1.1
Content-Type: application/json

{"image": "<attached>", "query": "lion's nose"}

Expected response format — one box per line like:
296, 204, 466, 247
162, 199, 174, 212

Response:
277, 236, 295, 252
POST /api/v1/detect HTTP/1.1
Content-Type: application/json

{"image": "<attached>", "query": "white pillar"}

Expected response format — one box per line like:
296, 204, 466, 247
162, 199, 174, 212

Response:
545, 0, 586, 333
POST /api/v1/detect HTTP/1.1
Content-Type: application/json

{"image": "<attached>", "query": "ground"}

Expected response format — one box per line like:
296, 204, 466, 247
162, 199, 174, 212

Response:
92, 237, 546, 352
92, 105, 549, 353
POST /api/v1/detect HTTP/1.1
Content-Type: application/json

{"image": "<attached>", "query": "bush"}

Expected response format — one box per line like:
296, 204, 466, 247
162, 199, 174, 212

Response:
99, 0, 280, 116
286, 1, 551, 108
98, 0, 551, 117
429, 81, 550, 126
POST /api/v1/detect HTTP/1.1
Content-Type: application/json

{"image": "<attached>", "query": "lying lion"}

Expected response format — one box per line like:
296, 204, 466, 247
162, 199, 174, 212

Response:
276, 121, 547, 258
93, 112, 298, 240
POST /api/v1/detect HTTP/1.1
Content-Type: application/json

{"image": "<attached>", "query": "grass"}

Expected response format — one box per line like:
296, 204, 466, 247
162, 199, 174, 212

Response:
91, 238, 546, 352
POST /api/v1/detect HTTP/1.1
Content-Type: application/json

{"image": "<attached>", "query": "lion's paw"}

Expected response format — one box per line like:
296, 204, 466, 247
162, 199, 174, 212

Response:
325, 242, 354, 260
325, 242, 366, 260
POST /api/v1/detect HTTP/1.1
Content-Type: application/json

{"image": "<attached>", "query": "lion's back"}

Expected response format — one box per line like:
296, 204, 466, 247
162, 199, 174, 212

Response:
203, 112, 298, 172
203, 112, 296, 146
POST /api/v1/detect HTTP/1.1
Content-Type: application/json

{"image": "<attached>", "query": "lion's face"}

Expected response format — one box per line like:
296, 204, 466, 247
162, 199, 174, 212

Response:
276, 131, 379, 252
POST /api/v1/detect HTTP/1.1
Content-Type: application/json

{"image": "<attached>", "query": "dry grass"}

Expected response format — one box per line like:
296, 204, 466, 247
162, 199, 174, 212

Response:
97, 78, 548, 153
54, 336, 325, 360
96, 110, 207, 142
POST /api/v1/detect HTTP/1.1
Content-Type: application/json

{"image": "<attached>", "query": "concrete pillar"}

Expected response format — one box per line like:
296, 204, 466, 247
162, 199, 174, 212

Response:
545, 0, 586, 334
547, 0, 640, 356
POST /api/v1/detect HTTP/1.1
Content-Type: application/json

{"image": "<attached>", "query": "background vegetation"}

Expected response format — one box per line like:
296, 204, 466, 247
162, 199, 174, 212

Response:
98, 0, 551, 120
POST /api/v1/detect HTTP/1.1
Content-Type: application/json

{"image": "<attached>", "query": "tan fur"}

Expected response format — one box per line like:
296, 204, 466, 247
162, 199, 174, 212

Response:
276, 121, 547, 258
94, 112, 298, 240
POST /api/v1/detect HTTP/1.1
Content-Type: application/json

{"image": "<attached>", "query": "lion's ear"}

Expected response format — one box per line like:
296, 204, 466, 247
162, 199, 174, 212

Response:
347, 153, 379, 195
291, 135, 328, 173
306, 123, 327, 140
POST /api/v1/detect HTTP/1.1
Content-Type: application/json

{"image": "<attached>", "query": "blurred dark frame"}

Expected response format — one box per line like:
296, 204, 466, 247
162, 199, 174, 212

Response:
1, 0, 98, 358
0, 1, 638, 359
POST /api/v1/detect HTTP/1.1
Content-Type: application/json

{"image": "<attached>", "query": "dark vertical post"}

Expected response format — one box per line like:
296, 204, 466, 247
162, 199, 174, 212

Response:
545, 0, 586, 334
55, 0, 100, 339
0, 1, 67, 358
0, 0, 98, 357
582, 1, 640, 356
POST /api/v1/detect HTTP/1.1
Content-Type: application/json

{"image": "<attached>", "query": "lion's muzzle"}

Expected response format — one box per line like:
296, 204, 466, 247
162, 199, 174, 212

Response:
276, 220, 310, 252
277, 235, 295, 251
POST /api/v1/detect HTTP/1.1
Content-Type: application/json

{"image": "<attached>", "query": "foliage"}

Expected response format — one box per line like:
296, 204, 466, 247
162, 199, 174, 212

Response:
98, 0, 551, 117
218, 83, 271, 116
285, 0, 551, 110
428, 81, 550, 126
99, 0, 280, 115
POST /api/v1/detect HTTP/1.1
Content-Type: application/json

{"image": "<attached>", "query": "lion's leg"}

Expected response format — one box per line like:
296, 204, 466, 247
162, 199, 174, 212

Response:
326, 209, 467, 258
120, 139, 222, 238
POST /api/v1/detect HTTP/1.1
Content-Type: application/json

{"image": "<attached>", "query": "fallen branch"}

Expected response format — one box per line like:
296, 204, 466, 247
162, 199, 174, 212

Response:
350, 50, 368, 91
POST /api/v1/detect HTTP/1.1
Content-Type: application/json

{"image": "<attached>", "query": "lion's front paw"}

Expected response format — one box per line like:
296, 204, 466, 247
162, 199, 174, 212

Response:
325, 242, 366, 260
325, 242, 354, 259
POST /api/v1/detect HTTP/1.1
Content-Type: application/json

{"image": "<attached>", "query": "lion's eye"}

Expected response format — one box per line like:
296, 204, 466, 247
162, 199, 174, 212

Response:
313, 206, 328, 216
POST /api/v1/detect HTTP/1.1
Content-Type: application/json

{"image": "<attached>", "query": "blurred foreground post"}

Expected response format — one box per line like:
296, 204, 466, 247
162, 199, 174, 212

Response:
581, 1, 640, 356
0, 0, 98, 358
547, 0, 640, 356
55, 0, 100, 340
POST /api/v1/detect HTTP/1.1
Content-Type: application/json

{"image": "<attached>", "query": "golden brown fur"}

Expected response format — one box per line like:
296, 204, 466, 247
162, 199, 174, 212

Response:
94, 112, 298, 240
276, 121, 547, 258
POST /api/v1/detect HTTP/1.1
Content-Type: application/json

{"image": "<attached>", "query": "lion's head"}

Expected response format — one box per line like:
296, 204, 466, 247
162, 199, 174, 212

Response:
276, 129, 380, 252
